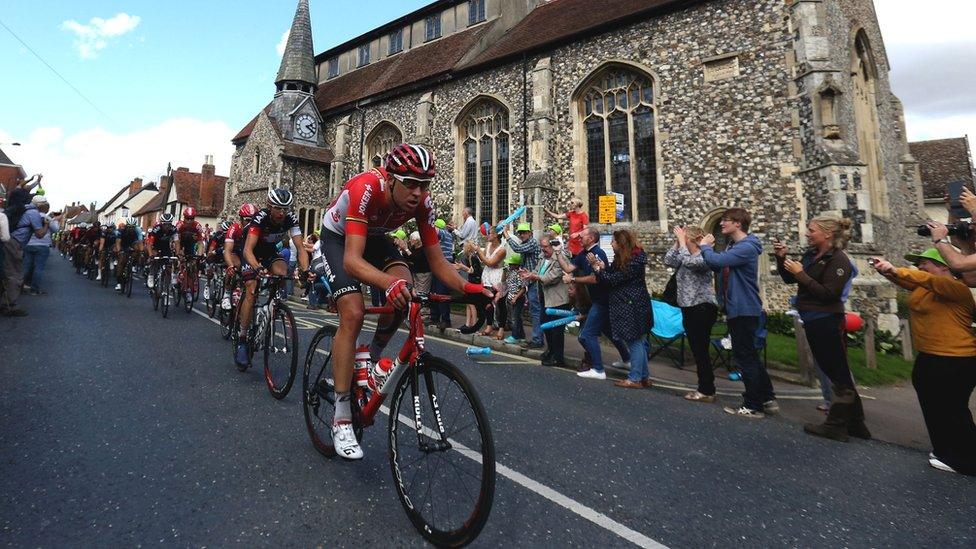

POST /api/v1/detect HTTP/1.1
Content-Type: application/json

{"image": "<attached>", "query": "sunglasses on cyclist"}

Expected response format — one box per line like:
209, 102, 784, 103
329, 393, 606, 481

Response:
392, 174, 432, 191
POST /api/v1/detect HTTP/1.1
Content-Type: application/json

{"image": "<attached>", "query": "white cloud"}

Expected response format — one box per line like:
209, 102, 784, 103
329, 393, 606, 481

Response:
874, 0, 976, 45
0, 120, 235, 211
61, 13, 141, 59
276, 30, 290, 56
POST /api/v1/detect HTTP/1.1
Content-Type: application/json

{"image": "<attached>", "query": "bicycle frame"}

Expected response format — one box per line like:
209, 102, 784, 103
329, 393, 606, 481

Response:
356, 295, 448, 428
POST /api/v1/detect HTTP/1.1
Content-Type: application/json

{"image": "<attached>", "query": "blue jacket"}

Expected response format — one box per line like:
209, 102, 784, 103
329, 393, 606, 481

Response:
701, 234, 763, 319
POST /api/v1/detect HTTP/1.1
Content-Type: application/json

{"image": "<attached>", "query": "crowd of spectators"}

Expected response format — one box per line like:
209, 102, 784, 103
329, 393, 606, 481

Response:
2, 175, 54, 317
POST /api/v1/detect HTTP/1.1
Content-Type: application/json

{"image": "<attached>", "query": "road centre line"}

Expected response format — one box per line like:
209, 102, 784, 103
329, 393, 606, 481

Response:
189, 306, 667, 546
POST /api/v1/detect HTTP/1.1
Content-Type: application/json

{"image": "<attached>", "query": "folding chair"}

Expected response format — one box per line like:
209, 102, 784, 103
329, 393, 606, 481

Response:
648, 300, 686, 368
710, 311, 768, 377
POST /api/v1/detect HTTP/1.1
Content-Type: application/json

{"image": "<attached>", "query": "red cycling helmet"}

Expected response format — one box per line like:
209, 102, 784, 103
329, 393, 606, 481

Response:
238, 203, 258, 219
384, 143, 435, 181
183, 206, 197, 218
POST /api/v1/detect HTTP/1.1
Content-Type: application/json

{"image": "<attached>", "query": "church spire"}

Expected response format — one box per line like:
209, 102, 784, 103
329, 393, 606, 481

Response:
275, 0, 316, 90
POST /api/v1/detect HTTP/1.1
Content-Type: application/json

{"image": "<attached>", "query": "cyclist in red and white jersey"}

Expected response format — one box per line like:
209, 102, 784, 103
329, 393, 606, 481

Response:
220, 203, 257, 310
176, 207, 205, 258
317, 143, 489, 460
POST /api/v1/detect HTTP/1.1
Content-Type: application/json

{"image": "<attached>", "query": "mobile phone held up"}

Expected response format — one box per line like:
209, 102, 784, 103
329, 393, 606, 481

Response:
948, 180, 970, 219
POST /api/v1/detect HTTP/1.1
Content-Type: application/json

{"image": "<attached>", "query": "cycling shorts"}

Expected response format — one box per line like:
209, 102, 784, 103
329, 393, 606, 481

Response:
241, 251, 285, 281
315, 230, 407, 300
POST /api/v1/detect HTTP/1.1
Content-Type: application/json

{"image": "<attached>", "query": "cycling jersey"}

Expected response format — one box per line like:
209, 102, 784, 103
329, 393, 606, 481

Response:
207, 230, 226, 255
119, 226, 144, 249
176, 220, 204, 254
246, 208, 300, 260
81, 227, 101, 245
224, 222, 246, 256
70, 227, 82, 242
321, 167, 439, 246
147, 224, 179, 255
101, 228, 119, 249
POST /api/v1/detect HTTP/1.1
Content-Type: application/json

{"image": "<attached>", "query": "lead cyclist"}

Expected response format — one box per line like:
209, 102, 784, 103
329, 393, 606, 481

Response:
318, 143, 491, 459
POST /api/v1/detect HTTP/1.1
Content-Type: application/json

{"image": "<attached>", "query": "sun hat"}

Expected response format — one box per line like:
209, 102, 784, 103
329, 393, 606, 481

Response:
392, 229, 407, 240
904, 248, 948, 267
409, 231, 420, 241
31, 195, 48, 205
516, 222, 531, 233
505, 251, 522, 265
434, 218, 447, 229
479, 222, 490, 236
548, 223, 563, 235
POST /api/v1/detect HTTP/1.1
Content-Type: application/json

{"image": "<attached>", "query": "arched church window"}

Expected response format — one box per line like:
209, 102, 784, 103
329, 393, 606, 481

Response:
457, 98, 510, 224
365, 122, 403, 169
852, 30, 887, 217
578, 66, 658, 222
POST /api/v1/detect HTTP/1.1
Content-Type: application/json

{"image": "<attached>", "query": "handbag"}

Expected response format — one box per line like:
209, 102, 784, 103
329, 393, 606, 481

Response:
661, 270, 679, 307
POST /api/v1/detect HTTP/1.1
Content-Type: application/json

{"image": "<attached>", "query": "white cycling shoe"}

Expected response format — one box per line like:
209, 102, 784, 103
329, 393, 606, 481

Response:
221, 296, 232, 310
332, 422, 364, 460
147, 277, 155, 289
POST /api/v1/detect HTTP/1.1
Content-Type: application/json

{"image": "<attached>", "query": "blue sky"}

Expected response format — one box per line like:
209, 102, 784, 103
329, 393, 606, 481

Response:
0, 0, 973, 210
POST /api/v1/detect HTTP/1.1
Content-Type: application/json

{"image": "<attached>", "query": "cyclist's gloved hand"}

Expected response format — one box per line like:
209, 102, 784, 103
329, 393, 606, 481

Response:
225, 265, 237, 276
464, 282, 493, 299
385, 278, 412, 310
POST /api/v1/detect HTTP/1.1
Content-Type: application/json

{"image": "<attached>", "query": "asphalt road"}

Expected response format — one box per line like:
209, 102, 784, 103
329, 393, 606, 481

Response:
2, 257, 974, 547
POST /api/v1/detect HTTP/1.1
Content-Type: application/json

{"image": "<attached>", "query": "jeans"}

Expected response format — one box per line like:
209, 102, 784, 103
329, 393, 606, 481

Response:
23, 245, 51, 291
309, 276, 327, 307
682, 302, 718, 395
542, 303, 571, 362
804, 314, 854, 391
510, 294, 526, 339
578, 301, 631, 372
625, 338, 650, 382
728, 315, 775, 411
431, 277, 452, 325
527, 282, 544, 345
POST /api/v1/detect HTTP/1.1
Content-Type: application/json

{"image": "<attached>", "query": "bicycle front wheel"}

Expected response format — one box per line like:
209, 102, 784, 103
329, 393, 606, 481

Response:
161, 267, 172, 318
387, 355, 495, 547
263, 302, 298, 399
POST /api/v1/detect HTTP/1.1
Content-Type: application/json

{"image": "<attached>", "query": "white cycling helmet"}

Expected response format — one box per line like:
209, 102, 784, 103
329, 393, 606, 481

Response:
267, 188, 294, 208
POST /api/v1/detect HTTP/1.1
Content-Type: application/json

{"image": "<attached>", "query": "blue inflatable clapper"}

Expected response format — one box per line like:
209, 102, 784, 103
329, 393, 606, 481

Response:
466, 346, 492, 356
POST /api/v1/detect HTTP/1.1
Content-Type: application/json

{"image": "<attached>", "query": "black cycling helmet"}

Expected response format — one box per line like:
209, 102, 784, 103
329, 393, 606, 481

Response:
267, 188, 294, 208
159, 213, 175, 224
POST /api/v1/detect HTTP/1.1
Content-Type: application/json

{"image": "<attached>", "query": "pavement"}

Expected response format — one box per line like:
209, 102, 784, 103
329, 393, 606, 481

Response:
2, 257, 975, 547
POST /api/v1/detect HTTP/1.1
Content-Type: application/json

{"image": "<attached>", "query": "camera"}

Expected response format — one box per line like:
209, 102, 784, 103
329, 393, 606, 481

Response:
917, 222, 973, 240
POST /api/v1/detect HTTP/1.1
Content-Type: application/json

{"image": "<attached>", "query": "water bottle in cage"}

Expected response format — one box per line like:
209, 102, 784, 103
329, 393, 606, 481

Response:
354, 343, 373, 389
371, 357, 395, 392
232, 287, 242, 307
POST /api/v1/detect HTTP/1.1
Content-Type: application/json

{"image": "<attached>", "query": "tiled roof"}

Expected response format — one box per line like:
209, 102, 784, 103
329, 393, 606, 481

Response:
909, 137, 975, 199
0, 147, 14, 166
231, 106, 269, 144
313, 23, 492, 114
461, 0, 687, 70
282, 141, 334, 165
172, 167, 228, 218
98, 184, 130, 214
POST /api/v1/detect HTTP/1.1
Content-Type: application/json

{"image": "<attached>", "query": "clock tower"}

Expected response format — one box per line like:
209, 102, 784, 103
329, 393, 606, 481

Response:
269, 0, 323, 148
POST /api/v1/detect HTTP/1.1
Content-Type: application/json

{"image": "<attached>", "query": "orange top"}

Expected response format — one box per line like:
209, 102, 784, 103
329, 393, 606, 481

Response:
892, 268, 976, 357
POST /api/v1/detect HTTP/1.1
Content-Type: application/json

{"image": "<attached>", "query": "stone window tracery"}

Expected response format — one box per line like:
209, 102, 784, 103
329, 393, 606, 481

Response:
458, 98, 510, 224
579, 67, 659, 222
852, 30, 887, 216
365, 122, 403, 168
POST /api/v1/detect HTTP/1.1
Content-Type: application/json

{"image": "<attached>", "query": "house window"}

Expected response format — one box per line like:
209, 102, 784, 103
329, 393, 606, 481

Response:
459, 98, 510, 223
365, 122, 403, 167
358, 43, 370, 67
579, 67, 658, 222
389, 29, 403, 55
468, 0, 486, 25
327, 57, 339, 78
425, 14, 441, 42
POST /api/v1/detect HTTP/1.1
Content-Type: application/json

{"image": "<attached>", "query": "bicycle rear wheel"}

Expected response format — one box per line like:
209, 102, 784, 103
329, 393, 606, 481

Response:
161, 266, 172, 318
125, 264, 134, 298
302, 325, 363, 457
206, 277, 219, 317
387, 355, 495, 547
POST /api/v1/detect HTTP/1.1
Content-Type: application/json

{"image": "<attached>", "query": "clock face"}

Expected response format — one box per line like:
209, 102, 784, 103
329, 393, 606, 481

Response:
295, 114, 317, 139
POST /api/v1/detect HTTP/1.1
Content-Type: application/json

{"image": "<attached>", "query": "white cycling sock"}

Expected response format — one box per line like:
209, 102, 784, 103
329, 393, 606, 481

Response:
334, 391, 352, 424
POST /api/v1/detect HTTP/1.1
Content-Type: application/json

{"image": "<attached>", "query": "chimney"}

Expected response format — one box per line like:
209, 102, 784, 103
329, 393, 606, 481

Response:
202, 154, 215, 177
129, 177, 143, 195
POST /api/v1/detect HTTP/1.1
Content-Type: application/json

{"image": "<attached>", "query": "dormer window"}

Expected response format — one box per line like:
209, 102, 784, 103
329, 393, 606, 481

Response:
327, 57, 339, 79
425, 14, 441, 42
468, 0, 486, 25
358, 43, 370, 67
389, 28, 403, 55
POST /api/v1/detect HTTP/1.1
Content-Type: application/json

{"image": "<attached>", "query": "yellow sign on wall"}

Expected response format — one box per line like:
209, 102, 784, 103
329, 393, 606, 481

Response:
598, 195, 616, 224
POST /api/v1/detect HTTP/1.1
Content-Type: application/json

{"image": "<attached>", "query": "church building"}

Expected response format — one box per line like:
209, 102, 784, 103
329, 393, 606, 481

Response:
223, 0, 926, 324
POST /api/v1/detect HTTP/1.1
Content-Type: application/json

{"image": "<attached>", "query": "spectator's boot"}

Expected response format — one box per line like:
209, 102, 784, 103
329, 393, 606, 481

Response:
803, 386, 854, 442
846, 391, 872, 440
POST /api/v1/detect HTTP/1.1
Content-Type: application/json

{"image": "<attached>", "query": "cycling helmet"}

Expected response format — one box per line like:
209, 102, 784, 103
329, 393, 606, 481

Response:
126, 217, 137, 226
267, 188, 294, 208
93, 221, 101, 227
384, 143, 435, 181
159, 213, 175, 224
219, 220, 232, 231
238, 203, 258, 219
183, 206, 197, 218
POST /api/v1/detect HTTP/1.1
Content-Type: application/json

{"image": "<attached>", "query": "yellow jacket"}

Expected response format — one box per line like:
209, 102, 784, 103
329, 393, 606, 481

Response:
892, 268, 976, 357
